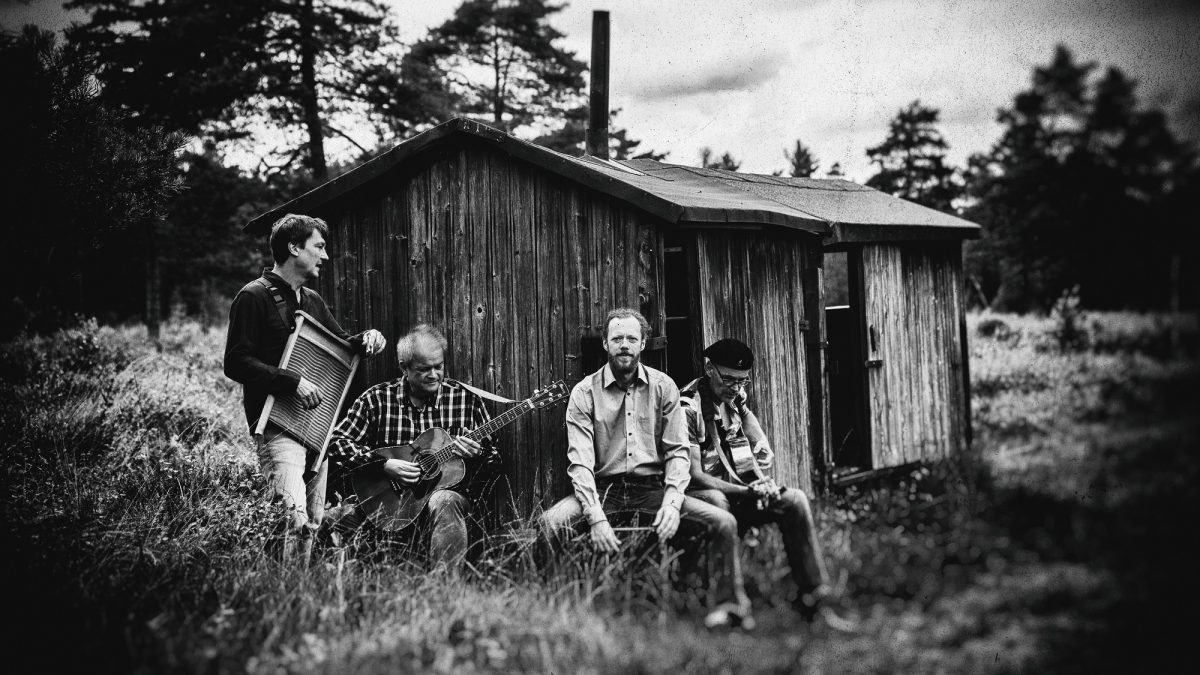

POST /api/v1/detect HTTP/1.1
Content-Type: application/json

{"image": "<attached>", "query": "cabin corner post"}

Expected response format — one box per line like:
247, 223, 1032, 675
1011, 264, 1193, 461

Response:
957, 244, 973, 450
803, 244, 832, 495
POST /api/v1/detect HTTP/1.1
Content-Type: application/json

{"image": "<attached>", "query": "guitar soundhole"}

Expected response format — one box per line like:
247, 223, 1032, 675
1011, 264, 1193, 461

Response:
416, 453, 442, 482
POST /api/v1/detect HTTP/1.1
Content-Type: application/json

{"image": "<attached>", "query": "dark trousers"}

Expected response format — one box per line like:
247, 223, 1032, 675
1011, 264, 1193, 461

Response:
327, 488, 475, 568
689, 487, 829, 595
539, 476, 750, 610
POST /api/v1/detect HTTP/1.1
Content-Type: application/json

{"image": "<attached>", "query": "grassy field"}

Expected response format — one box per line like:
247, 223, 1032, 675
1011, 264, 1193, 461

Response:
1, 311, 1195, 673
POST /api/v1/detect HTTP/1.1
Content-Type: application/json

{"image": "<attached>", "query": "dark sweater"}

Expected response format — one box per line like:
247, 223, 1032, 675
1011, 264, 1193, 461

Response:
223, 270, 364, 432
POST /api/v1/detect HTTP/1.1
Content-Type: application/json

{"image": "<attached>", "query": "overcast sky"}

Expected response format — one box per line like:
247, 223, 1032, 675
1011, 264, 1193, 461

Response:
5, 0, 1198, 181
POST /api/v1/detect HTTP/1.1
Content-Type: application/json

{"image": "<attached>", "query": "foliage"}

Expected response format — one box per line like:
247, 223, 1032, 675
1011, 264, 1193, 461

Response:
963, 45, 1197, 312
1, 311, 1195, 672
532, 106, 668, 160
1050, 284, 1087, 352
0, 26, 183, 336
780, 139, 819, 177
67, 0, 405, 180
401, 0, 586, 137
865, 99, 960, 211
159, 145, 281, 321
699, 147, 741, 171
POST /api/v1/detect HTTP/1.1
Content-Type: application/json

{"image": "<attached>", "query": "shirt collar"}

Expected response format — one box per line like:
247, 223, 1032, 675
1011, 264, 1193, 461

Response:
262, 269, 302, 302
602, 362, 648, 389
400, 377, 444, 411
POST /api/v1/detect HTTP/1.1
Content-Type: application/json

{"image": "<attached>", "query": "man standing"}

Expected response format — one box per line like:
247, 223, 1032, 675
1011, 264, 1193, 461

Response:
224, 213, 387, 546
326, 325, 501, 569
538, 308, 753, 629
680, 338, 832, 622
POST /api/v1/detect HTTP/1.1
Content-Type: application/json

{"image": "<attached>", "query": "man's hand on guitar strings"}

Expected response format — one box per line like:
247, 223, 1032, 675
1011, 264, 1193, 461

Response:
295, 376, 323, 410
383, 459, 421, 485
361, 329, 387, 356
451, 437, 484, 459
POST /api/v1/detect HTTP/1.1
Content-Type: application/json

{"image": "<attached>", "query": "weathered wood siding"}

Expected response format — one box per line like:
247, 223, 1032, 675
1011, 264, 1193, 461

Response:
316, 144, 665, 516
859, 242, 967, 468
694, 230, 815, 494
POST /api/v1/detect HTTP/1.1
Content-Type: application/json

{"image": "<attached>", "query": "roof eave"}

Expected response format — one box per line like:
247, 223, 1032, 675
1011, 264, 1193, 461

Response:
825, 221, 981, 246
245, 118, 693, 234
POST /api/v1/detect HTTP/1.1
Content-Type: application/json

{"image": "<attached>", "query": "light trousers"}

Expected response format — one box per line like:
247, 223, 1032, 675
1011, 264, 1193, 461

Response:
256, 425, 328, 532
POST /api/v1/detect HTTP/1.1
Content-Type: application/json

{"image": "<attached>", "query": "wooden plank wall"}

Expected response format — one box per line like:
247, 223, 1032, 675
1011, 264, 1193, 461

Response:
860, 242, 967, 468
320, 144, 664, 517
694, 229, 815, 495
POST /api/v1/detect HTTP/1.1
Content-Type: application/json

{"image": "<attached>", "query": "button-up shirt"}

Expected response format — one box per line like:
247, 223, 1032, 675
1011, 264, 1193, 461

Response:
679, 377, 774, 481
223, 269, 365, 432
327, 378, 500, 496
565, 362, 691, 524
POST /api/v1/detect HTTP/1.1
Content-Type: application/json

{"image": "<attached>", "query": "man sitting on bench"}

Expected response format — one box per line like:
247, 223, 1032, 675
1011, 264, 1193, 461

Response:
537, 308, 753, 629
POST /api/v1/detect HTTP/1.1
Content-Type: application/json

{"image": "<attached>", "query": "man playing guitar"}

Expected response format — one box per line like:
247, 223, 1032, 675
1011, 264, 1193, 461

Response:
326, 324, 501, 569
680, 338, 832, 623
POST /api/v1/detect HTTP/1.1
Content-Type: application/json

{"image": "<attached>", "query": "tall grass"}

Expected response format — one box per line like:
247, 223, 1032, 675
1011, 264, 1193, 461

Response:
1, 312, 1194, 673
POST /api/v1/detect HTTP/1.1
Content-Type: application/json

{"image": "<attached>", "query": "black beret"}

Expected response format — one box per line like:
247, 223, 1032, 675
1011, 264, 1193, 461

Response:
703, 338, 754, 370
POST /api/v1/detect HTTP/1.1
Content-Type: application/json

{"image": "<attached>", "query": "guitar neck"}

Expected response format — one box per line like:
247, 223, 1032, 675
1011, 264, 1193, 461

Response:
465, 400, 533, 441
431, 399, 534, 464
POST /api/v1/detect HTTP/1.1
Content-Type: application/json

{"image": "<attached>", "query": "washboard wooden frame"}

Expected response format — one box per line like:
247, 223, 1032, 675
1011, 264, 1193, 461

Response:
254, 310, 361, 468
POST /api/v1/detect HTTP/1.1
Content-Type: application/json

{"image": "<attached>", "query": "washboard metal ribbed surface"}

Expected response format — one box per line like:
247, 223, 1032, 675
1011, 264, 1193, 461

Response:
254, 310, 361, 467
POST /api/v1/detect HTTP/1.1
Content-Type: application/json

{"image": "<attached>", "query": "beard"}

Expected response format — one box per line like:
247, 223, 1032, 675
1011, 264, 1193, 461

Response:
608, 352, 640, 375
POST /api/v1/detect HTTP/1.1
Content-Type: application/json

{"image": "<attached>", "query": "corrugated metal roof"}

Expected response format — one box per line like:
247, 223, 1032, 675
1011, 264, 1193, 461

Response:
246, 118, 978, 242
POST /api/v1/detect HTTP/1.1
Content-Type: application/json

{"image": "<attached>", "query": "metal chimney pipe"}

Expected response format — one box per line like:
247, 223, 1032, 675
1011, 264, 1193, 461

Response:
586, 10, 610, 159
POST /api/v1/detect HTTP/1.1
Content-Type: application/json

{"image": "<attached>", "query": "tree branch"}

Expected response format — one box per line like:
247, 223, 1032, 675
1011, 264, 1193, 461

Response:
326, 124, 371, 155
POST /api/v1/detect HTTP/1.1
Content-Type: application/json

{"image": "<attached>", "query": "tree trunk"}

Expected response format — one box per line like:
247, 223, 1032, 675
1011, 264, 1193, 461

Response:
492, 32, 503, 128
1170, 250, 1181, 354
299, 0, 327, 180
144, 220, 161, 343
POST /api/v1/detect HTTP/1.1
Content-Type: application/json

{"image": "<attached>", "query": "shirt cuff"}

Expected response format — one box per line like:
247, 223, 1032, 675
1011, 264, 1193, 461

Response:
663, 489, 684, 511
585, 506, 608, 526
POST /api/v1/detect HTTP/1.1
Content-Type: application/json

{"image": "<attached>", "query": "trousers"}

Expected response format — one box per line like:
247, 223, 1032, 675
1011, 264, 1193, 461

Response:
328, 488, 475, 569
538, 477, 750, 611
256, 425, 328, 532
689, 486, 829, 594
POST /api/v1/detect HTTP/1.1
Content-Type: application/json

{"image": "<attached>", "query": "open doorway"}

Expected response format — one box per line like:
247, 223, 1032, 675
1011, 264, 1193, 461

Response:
662, 232, 699, 385
824, 250, 870, 474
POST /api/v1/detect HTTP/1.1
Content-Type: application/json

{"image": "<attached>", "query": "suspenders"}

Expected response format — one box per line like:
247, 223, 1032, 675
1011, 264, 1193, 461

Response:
255, 277, 297, 330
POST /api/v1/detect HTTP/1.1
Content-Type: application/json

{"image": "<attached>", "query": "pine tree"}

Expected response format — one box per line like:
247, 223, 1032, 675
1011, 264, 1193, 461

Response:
67, 0, 403, 180
1, 27, 183, 334
700, 147, 741, 171
865, 100, 959, 211
402, 0, 586, 136
964, 45, 1194, 310
532, 106, 666, 160
783, 139, 819, 177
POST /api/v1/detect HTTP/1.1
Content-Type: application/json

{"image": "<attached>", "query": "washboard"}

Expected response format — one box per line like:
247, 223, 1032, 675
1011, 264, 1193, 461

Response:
254, 310, 361, 468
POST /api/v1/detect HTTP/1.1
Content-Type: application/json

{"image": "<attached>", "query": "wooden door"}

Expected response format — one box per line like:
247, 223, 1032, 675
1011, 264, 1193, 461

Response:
859, 243, 967, 469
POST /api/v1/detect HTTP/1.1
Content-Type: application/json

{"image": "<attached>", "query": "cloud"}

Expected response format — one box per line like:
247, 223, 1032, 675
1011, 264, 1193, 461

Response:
630, 49, 789, 100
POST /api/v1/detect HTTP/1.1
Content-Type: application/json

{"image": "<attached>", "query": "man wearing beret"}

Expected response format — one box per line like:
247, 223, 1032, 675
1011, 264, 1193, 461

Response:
679, 338, 832, 622
538, 308, 754, 629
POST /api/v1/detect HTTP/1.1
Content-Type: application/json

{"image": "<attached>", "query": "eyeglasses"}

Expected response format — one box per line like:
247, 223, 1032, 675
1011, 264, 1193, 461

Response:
715, 370, 752, 388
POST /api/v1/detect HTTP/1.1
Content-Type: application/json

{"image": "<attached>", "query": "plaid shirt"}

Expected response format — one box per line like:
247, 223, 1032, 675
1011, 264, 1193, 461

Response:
328, 378, 501, 493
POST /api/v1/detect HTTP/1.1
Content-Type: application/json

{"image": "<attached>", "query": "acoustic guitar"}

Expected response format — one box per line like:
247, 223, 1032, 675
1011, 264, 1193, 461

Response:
350, 380, 569, 531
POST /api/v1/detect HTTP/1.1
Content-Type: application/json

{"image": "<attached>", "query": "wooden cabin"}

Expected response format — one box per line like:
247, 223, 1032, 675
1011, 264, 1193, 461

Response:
246, 118, 979, 512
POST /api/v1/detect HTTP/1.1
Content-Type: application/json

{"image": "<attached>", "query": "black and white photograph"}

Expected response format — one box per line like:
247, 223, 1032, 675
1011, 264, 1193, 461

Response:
1, 0, 1197, 672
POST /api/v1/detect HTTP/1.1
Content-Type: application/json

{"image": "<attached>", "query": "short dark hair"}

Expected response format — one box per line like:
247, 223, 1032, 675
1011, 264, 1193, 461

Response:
269, 214, 329, 264
603, 307, 651, 340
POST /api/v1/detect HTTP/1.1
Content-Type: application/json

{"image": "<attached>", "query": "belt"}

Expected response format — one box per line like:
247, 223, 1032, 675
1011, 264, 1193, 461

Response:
597, 474, 663, 488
